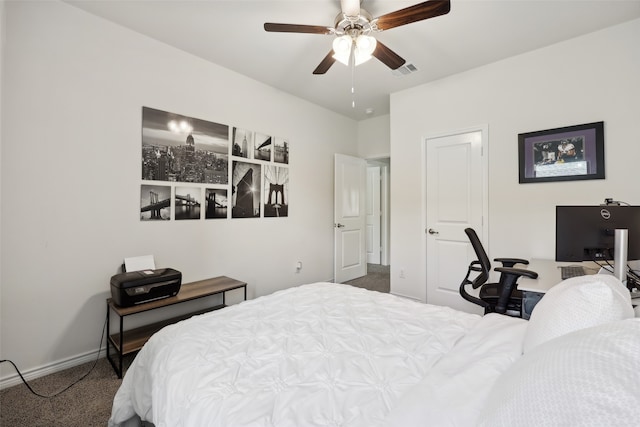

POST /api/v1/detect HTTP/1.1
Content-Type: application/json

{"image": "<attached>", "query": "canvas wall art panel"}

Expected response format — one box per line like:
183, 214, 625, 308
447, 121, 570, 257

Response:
232, 127, 254, 159
273, 137, 289, 164
254, 133, 272, 161
264, 165, 289, 217
142, 107, 229, 184
175, 186, 202, 220
232, 161, 261, 218
205, 188, 228, 219
140, 184, 171, 221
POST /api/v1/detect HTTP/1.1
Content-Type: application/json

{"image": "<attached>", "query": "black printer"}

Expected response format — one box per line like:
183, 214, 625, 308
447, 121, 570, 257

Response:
110, 268, 182, 307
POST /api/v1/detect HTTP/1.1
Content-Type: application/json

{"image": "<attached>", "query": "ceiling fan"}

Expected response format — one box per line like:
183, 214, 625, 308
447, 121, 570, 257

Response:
264, 0, 451, 75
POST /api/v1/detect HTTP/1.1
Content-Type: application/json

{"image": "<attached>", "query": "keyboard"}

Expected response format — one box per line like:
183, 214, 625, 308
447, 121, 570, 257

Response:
560, 265, 586, 280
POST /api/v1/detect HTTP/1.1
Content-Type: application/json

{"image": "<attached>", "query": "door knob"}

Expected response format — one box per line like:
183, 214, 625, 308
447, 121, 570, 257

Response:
335, 223, 345, 228
427, 228, 439, 235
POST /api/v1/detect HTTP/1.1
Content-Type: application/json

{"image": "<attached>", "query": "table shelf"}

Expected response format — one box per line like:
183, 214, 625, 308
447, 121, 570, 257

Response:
106, 276, 246, 378
108, 305, 225, 354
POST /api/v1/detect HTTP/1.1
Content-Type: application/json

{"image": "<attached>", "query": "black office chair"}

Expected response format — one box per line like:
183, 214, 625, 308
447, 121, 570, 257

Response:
459, 228, 538, 317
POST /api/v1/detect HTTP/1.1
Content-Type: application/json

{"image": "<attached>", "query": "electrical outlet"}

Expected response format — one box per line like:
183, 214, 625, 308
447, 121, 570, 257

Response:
399, 269, 405, 279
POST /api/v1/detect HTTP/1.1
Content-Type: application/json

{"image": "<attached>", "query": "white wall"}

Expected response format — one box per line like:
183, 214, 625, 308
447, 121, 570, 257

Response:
390, 18, 640, 302
0, 1, 358, 383
357, 114, 390, 159
357, 115, 391, 265
0, 0, 5, 363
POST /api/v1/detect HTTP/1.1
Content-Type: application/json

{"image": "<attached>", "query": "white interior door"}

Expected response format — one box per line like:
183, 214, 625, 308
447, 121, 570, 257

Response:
425, 128, 487, 312
334, 154, 367, 283
366, 166, 381, 264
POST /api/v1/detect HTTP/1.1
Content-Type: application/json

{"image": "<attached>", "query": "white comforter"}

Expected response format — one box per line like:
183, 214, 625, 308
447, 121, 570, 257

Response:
109, 283, 527, 427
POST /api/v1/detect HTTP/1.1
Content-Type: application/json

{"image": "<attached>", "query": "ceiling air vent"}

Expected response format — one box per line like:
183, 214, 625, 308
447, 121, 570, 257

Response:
392, 63, 419, 77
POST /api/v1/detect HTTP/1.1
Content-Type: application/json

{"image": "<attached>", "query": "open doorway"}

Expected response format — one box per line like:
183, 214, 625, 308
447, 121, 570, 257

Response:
343, 156, 390, 292
334, 154, 390, 290
345, 157, 391, 293
366, 157, 390, 266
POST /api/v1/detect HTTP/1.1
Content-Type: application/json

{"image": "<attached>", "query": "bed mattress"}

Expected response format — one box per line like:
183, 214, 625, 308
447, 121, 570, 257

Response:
109, 282, 527, 427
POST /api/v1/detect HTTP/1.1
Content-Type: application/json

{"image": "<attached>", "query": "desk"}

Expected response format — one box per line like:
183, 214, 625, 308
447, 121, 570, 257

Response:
517, 259, 598, 319
517, 259, 640, 319
518, 259, 599, 294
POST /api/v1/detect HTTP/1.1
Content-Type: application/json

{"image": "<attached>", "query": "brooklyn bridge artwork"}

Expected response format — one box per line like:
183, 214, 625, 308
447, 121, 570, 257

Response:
140, 184, 171, 221
205, 188, 228, 219
263, 166, 289, 217
175, 186, 201, 220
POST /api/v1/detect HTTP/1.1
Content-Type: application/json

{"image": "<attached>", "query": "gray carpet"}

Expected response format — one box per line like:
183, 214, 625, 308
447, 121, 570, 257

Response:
0, 355, 133, 427
0, 266, 389, 426
343, 263, 390, 293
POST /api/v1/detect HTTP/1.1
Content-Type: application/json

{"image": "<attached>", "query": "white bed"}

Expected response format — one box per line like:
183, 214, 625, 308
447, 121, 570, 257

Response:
109, 277, 639, 427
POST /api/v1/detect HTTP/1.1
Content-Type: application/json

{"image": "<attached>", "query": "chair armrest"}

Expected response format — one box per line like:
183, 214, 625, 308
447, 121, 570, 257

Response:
493, 267, 539, 315
468, 261, 487, 289
494, 257, 529, 268
459, 261, 491, 310
494, 266, 538, 280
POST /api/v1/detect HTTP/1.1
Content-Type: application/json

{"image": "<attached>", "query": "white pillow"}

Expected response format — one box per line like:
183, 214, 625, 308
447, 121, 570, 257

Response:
523, 274, 634, 353
478, 318, 640, 427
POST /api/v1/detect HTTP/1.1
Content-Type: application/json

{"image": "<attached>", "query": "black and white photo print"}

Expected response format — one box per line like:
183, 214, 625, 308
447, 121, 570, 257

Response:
175, 186, 201, 220
263, 166, 289, 217
142, 107, 229, 184
232, 161, 261, 218
273, 137, 289, 164
254, 132, 272, 161
205, 188, 228, 219
140, 184, 171, 221
232, 127, 253, 159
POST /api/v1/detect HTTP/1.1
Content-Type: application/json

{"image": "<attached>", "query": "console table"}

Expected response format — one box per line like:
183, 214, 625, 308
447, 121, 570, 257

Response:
106, 276, 247, 378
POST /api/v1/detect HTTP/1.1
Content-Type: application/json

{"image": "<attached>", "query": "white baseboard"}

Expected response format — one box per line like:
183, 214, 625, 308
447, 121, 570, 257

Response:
390, 291, 423, 302
0, 347, 107, 390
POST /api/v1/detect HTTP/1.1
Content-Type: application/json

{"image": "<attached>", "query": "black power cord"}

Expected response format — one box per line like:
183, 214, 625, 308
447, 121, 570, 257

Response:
0, 311, 108, 398
590, 249, 640, 292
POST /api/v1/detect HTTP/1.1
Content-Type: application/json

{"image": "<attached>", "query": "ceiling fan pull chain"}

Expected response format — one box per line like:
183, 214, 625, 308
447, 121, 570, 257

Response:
351, 53, 356, 108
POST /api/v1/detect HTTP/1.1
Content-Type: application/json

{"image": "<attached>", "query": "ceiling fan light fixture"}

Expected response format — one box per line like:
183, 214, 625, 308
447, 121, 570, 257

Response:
332, 35, 353, 66
354, 34, 376, 65
356, 35, 376, 55
265, 0, 451, 76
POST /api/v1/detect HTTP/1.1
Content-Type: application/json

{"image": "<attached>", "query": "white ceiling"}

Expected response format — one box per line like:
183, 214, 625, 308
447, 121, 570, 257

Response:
65, 0, 640, 121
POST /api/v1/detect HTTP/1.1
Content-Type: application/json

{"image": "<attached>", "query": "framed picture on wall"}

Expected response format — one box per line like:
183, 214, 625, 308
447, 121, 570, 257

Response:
205, 188, 228, 219
141, 107, 229, 184
175, 186, 202, 220
140, 184, 171, 221
518, 121, 605, 183
231, 161, 262, 218
263, 165, 289, 217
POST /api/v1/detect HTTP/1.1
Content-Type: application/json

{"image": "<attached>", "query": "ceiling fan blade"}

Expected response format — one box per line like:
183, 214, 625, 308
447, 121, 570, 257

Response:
375, 0, 451, 31
340, 0, 361, 17
264, 23, 332, 34
313, 51, 337, 75
372, 41, 406, 70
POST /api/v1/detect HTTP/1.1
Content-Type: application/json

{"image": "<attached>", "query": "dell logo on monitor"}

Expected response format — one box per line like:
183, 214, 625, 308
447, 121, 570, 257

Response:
600, 209, 611, 220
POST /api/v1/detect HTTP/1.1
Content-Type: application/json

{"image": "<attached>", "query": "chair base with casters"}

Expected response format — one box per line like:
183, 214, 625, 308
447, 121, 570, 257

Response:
459, 228, 538, 317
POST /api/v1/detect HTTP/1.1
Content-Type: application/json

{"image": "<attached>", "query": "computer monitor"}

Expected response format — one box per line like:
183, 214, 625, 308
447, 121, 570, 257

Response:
556, 205, 640, 262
